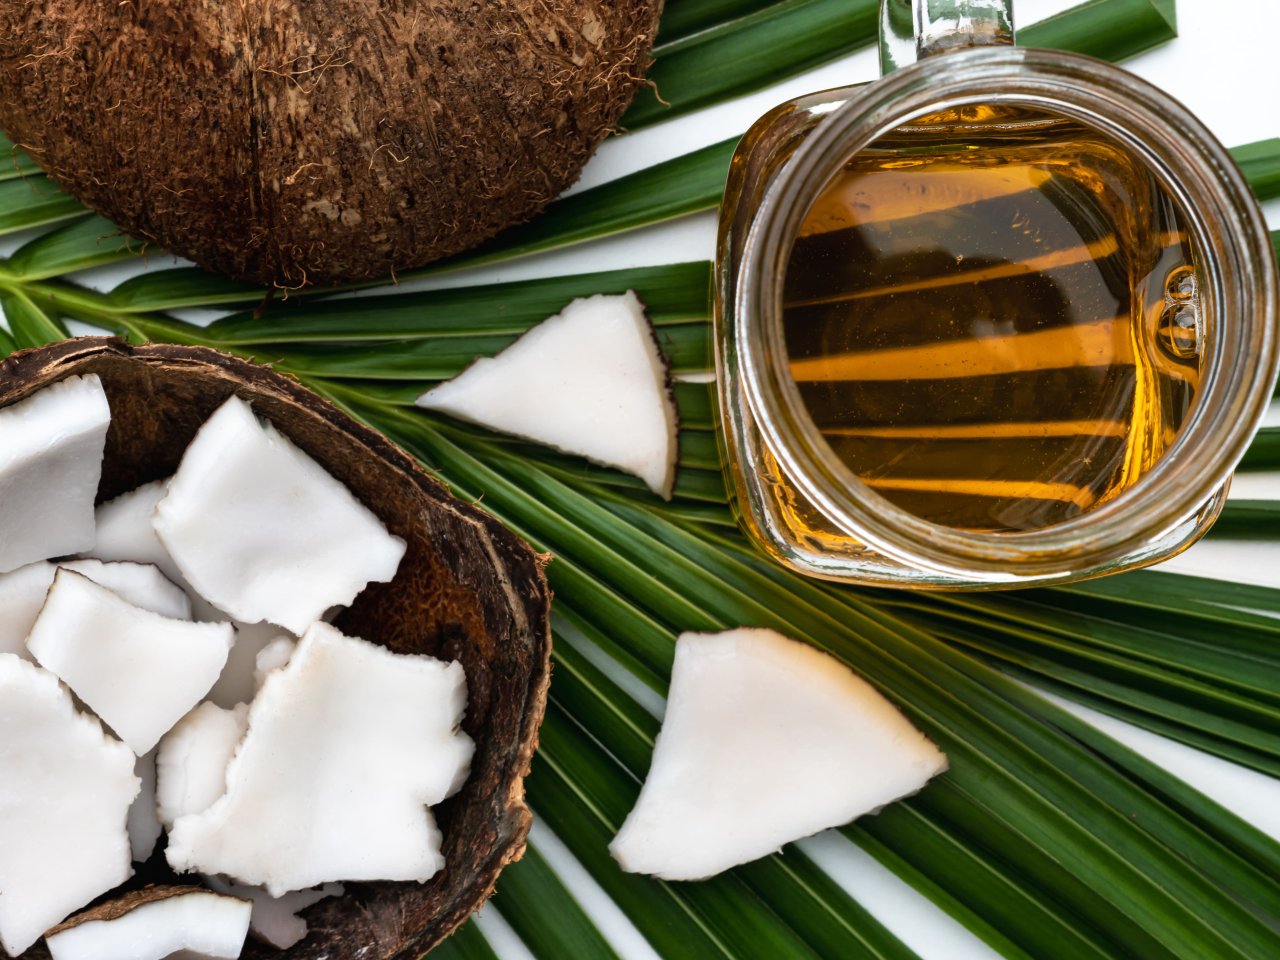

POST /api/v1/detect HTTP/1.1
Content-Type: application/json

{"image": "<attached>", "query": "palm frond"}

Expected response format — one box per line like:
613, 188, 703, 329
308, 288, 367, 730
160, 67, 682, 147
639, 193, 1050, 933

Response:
0, 176, 84, 236
491, 843, 626, 960
199, 263, 713, 344
1238, 428, 1279, 470
330, 395, 1280, 960
1210, 501, 1280, 540
627, 0, 1178, 129
0, 286, 67, 348
655, 0, 779, 45
0, 131, 41, 182
426, 919, 501, 960
4, 214, 144, 281
1233, 138, 1280, 201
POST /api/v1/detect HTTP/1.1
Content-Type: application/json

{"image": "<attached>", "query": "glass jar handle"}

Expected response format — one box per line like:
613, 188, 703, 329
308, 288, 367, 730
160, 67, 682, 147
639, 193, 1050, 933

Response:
879, 0, 1016, 75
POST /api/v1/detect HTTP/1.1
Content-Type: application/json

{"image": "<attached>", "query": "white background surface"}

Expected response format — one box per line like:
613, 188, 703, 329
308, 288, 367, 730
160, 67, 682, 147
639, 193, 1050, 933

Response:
2, 1, 1277, 956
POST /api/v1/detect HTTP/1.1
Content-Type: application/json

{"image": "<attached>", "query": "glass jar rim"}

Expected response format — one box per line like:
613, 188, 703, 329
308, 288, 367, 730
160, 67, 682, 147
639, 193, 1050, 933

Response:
737, 45, 1279, 581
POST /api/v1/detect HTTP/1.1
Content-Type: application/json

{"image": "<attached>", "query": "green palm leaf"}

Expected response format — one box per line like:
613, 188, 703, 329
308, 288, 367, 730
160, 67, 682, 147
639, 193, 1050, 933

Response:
655, 0, 780, 45
0, 177, 84, 236
200, 264, 712, 344
0, 286, 68, 348
1238, 428, 1279, 470
0, 131, 41, 182
1210, 501, 1280, 540
428, 919, 501, 960
490, 843, 625, 960
626, 0, 1177, 129
1233, 138, 1280, 201
4, 215, 143, 281
336, 398, 1280, 959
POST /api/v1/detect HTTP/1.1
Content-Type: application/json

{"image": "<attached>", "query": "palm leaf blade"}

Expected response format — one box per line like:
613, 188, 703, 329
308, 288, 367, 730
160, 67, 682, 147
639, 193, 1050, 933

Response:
1209, 500, 1280, 540
1231, 138, 1280, 201
6, 215, 143, 280
1239, 428, 1280, 470
344, 396, 1280, 960
0, 287, 68, 348
491, 843, 624, 960
428, 920, 501, 960
0, 178, 85, 236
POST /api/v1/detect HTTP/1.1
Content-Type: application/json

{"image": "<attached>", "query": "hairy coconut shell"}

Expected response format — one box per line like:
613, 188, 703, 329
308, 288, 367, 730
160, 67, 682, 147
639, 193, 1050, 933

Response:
0, 1, 661, 287
0, 339, 552, 960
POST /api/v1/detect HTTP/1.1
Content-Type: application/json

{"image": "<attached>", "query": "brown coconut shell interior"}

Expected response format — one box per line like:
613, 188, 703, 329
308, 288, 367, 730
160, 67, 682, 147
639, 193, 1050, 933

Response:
0, 338, 552, 960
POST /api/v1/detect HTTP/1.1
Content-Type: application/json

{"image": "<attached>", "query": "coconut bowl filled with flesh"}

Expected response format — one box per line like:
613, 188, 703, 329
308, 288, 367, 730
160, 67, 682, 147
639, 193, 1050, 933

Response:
0, 338, 552, 960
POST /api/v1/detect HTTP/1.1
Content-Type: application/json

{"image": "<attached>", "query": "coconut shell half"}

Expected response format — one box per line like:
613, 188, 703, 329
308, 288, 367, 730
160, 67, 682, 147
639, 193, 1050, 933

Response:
0, 1, 662, 287
0, 338, 552, 960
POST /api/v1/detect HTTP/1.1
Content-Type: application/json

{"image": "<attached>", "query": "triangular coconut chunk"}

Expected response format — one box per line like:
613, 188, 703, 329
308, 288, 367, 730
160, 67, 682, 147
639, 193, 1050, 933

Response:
44, 886, 251, 960
416, 291, 679, 498
0, 374, 111, 574
610, 628, 949, 881
26, 570, 235, 755
154, 396, 407, 633
0, 654, 138, 956
167, 622, 474, 896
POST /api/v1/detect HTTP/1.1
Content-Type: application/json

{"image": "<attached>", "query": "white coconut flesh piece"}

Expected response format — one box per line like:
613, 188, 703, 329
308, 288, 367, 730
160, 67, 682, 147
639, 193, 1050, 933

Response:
0, 654, 138, 956
0, 561, 56, 660
128, 750, 163, 863
87, 479, 184, 585
26, 570, 235, 755
44, 887, 252, 960
156, 702, 250, 830
0, 374, 112, 574
0, 559, 191, 663
89, 482, 296, 708
416, 291, 679, 499
609, 627, 949, 881
252, 635, 296, 693
59, 559, 193, 621
204, 876, 344, 950
86, 483, 247, 629
205, 621, 293, 710
167, 622, 474, 896
154, 396, 407, 633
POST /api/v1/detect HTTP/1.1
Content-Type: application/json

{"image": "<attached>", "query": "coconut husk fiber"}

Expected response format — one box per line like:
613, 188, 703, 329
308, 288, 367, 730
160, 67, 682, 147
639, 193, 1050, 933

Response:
0, 1, 662, 286
0, 338, 553, 960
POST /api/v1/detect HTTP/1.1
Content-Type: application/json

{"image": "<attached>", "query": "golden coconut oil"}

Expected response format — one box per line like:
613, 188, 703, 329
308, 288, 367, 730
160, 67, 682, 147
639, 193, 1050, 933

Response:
781, 105, 1203, 533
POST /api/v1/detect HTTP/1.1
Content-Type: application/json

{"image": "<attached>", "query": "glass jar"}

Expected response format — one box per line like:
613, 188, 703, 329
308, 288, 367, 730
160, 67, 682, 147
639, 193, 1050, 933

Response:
714, 0, 1279, 589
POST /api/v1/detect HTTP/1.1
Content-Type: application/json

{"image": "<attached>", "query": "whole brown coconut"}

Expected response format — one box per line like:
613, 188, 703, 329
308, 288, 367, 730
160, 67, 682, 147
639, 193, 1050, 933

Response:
0, 2, 661, 287
0, 338, 552, 960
